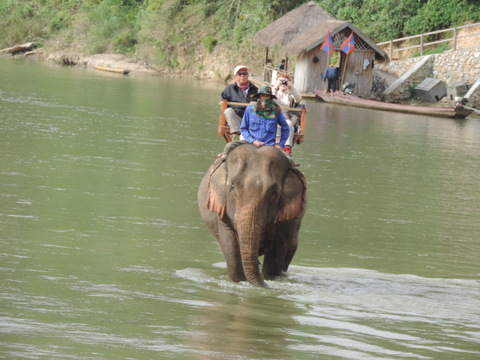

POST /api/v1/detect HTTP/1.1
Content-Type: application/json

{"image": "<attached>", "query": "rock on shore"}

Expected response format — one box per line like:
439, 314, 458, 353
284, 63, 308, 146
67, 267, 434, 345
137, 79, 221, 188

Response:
46, 52, 160, 74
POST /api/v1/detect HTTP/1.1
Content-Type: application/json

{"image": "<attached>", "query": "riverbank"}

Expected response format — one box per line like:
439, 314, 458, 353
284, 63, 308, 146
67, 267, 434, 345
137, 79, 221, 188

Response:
1, 48, 169, 76
45, 52, 160, 75
377, 48, 480, 107
16, 46, 264, 84
3, 43, 479, 111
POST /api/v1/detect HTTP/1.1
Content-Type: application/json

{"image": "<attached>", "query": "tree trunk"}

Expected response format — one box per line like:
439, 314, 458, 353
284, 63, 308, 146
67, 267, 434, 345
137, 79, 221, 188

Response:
0, 42, 34, 55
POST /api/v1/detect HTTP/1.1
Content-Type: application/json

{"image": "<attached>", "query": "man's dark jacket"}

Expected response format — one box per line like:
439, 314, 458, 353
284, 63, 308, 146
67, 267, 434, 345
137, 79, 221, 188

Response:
221, 82, 258, 118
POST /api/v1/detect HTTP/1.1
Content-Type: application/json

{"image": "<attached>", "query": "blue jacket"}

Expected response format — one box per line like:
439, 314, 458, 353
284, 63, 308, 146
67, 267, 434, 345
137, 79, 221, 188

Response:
240, 106, 290, 147
325, 66, 338, 79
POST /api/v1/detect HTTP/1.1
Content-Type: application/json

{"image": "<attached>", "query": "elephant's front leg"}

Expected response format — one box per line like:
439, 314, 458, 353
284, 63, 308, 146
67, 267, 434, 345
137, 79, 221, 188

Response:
262, 220, 298, 279
217, 222, 246, 283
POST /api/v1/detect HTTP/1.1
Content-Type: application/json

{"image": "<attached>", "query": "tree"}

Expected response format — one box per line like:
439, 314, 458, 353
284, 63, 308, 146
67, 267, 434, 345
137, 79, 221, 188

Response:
404, 0, 480, 35
355, 0, 426, 41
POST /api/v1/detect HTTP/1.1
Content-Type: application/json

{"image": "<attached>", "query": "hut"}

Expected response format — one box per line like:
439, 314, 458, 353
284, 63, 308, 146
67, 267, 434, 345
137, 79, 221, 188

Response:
283, 22, 386, 97
254, 2, 335, 72
254, 2, 386, 98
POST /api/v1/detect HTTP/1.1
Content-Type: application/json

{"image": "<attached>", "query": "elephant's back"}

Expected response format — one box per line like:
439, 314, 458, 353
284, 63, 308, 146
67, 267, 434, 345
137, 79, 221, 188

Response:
234, 144, 287, 161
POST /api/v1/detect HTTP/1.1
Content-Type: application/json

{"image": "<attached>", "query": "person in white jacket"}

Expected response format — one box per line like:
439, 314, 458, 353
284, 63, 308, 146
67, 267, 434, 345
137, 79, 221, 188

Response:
272, 74, 302, 155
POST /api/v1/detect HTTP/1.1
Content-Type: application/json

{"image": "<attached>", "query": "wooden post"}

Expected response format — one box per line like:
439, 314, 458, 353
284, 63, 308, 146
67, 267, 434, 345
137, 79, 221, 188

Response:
420, 34, 424, 56
453, 28, 457, 51
298, 107, 307, 143
341, 52, 350, 91
264, 47, 269, 82
218, 99, 231, 143
290, 105, 307, 145
323, 53, 330, 91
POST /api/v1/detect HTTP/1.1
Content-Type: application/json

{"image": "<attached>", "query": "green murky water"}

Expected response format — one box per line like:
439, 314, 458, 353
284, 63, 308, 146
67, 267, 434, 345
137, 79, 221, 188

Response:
1, 58, 479, 359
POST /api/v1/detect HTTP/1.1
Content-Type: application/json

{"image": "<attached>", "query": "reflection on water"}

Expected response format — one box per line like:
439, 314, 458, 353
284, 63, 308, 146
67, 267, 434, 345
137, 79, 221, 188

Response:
1, 58, 480, 359
178, 265, 480, 360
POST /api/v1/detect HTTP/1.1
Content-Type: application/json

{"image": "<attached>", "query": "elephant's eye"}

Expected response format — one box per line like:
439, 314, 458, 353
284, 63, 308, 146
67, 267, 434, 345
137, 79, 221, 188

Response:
269, 187, 279, 200
230, 184, 237, 195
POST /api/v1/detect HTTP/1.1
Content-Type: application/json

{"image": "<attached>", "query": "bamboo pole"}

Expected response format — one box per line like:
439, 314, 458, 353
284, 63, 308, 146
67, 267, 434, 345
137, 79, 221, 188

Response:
323, 53, 330, 91
221, 101, 303, 113
341, 52, 350, 90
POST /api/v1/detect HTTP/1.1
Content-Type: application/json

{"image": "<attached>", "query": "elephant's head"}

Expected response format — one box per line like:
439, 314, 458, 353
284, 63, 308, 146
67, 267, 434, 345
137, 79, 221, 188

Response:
206, 144, 306, 286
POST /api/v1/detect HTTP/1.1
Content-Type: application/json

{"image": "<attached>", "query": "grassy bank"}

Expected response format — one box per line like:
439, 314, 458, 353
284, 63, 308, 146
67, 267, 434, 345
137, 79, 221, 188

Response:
1, 0, 479, 78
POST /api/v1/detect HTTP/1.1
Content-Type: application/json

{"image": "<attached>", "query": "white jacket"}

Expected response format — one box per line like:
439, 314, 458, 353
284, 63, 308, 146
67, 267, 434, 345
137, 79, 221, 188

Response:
273, 85, 302, 108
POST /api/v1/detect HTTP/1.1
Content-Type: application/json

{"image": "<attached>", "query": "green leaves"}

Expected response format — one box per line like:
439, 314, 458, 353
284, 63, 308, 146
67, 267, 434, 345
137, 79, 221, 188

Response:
319, 0, 480, 42
405, 0, 480, 35
1, 0, 479, 68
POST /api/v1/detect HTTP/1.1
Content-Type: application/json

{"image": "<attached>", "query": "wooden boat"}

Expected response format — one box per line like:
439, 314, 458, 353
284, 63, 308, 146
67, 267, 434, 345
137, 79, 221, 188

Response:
218, 100, 307, 144
95, 66, 130, 74
315, 91, 473, 119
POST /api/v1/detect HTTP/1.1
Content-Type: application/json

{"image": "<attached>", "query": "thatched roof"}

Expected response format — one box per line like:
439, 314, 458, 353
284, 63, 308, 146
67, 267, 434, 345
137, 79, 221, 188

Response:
282, 20, 345, 56
254, 2, 336, 47
282, 21, 387, 59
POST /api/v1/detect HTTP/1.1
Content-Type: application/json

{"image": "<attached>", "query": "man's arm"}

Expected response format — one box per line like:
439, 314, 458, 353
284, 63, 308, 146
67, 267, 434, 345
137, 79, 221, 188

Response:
290, 86, 302, 104
221, 87, 229, 101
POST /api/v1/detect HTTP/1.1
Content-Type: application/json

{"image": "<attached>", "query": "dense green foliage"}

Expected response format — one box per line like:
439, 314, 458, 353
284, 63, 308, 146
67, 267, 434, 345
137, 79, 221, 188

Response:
1, 0, 479, 67
320, 0, 480, 40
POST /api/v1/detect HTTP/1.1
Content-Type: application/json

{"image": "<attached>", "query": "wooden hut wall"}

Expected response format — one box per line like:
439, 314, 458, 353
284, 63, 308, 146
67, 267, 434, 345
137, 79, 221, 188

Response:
340, 50, 376, 97
293, 49, 377, 96
293, 47, 330, 94
293, 55, 309, 93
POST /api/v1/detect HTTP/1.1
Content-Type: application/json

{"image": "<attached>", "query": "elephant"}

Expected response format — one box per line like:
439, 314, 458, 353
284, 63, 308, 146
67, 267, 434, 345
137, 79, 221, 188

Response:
198, 144, 307, 287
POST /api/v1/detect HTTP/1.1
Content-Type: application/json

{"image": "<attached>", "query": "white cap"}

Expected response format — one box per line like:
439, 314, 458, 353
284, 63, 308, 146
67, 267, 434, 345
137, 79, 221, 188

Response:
234, 65, 248, 75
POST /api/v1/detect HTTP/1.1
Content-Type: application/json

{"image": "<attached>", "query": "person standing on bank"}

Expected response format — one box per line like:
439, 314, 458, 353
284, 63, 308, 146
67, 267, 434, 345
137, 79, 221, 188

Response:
324, 64, 339, 95
221, 65, 258, 139
222, 85, 290, 156
273, 74, 302, 155
454, 97, 469, 110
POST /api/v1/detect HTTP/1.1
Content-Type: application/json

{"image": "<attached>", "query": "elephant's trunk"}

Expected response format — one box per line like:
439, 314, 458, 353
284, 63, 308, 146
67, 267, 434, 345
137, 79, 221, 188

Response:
236, 204, 268, 287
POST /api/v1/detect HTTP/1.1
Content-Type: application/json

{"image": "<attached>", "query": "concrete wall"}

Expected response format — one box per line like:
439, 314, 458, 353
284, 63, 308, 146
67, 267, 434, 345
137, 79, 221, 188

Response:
376, 48, 480, 106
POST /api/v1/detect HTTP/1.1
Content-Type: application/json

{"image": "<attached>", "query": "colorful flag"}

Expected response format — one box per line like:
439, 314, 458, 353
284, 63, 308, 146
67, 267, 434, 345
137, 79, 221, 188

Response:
320, 31, 334, 55
340, 32, 355, 54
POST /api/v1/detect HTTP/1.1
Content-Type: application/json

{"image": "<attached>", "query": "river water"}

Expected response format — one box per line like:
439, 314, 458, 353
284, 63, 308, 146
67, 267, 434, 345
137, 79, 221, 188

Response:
1, 58, 479, 359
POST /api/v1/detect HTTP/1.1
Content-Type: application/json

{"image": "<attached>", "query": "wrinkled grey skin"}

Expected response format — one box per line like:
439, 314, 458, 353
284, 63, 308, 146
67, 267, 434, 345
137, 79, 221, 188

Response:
198, 144, 307, 287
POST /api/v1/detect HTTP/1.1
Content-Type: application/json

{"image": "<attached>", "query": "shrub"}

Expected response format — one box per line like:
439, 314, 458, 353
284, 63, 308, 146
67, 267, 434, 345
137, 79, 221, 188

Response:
202, 36, 217, 53
408, 83, 417, 97
113, 31, 138, 54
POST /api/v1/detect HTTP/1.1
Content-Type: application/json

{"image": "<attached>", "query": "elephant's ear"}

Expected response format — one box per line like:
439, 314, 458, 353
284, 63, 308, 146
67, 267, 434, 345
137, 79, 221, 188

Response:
206, 159, 227, 219
275, 167, 307, 223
